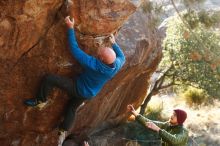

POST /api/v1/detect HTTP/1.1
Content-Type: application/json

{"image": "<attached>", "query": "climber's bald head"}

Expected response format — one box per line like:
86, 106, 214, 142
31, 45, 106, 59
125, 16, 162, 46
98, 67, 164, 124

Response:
98, 47, 116, 65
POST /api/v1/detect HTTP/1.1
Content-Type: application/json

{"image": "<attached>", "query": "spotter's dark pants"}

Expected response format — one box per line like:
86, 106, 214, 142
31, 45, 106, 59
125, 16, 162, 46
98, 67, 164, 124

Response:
36, 74, 85, 131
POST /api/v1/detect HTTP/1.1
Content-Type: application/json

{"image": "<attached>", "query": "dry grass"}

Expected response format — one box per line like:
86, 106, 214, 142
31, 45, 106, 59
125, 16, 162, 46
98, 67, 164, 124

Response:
181, 87, 209, 107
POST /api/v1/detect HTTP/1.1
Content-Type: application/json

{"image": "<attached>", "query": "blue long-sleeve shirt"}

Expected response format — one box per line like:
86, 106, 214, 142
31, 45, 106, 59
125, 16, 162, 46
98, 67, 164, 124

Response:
68, 29, 125, 99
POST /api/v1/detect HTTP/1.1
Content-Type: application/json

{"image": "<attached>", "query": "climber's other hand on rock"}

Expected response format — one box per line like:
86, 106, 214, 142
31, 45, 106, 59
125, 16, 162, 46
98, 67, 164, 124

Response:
109, 34, 116, 44
65, 16, 74, 28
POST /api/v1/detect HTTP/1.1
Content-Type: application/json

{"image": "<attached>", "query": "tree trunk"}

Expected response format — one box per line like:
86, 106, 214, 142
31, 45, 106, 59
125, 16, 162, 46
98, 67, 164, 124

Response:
0, 0, 162, 145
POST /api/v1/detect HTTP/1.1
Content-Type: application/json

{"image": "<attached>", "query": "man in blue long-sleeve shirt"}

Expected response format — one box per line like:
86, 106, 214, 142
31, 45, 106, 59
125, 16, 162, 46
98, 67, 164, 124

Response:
24, 16, 125, 145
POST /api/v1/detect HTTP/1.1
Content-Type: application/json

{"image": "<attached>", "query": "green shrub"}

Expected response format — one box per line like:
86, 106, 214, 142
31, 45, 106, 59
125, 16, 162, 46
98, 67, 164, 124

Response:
145, 103, 164, 121
124, 103, 164, 146
124, 114, 162, 146
182, 87, 209, 107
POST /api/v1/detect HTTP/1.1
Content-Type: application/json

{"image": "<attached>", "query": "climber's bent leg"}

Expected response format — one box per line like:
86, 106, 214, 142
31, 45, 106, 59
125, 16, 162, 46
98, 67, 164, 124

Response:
24, 74, 75, 108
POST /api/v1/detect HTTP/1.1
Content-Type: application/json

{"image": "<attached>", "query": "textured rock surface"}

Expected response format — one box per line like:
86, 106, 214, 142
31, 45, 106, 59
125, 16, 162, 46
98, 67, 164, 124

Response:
0, 0, 162, 145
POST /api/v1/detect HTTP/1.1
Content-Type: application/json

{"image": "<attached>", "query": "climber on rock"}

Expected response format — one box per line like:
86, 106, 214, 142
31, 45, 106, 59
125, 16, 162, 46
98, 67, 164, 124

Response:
24, 15, 125, 145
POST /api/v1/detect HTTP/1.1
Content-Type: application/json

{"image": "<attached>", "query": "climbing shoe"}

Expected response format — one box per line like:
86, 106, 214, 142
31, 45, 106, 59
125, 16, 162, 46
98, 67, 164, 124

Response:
24, 98, 48, 110
58, 130, 67, 146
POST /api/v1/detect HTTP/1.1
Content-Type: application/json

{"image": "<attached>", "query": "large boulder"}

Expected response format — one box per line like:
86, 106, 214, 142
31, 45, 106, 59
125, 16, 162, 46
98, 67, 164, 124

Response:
0, 0, 162, 145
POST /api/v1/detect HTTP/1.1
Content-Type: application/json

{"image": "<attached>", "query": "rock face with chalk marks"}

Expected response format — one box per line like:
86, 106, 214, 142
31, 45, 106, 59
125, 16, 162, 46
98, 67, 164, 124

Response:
0, 0, 162, 145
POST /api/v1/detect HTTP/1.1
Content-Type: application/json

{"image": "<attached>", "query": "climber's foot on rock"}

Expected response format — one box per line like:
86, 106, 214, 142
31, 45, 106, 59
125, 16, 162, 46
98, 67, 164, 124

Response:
24, 98, 49, 110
